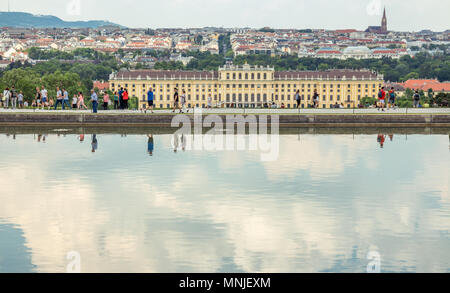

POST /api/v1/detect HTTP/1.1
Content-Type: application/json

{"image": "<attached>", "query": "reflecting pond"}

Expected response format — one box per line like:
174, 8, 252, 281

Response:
0, 126, 449, 273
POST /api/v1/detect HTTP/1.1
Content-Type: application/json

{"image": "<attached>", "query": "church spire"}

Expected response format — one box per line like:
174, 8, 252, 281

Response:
381, 6, 387, 33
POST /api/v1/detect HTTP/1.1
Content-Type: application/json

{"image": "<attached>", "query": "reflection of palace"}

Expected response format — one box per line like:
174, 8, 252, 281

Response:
109, 65, 384, 109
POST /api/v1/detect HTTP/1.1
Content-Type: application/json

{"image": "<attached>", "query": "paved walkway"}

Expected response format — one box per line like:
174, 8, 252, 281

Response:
0, 108, 449, 115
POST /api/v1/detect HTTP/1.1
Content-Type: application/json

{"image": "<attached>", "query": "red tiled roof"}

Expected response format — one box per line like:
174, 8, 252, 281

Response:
402, 79, 450, 92
93, 81, 110, 90
335, 29, 358, 33
372, 50, 397, 54
316, 50, 342, 54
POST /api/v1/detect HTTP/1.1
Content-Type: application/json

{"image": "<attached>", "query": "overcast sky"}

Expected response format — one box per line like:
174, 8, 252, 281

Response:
2, 0, 449, 31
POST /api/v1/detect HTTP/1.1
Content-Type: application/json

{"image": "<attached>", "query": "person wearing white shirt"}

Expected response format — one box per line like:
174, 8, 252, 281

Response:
41, 86, 48, 109
3, 88, 11, 108
54, 87, 64, 110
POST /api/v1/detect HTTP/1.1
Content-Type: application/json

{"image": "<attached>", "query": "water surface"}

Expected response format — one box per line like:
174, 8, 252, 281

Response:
0, 127, 449, 273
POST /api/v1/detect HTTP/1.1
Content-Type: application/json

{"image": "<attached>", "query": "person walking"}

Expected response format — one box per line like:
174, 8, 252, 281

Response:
35, 87, 42, 108
4, 88, 11, 108
102, 92, 110, 110
123, 89, 129, 109
63, 88, 70, 110
72, 94, 78, 109
147, 88, 155, 113
207, 95, 212, 109
312, 89, 319, 108
113, 91, 119, 110
54, 87, 64, 110
172, 88, 179, 113
378, 87, 386, 111
18, 91, 24, 109
181, 90, 187, 113
41, 86, 48, 109
78, 92, 88, 110
91, 89, 99, 113
10, 86, 18, 109
413, 90, 421, 108
388, 87, 396, 109
295, 90, 301, 108
118, 87, 124, 109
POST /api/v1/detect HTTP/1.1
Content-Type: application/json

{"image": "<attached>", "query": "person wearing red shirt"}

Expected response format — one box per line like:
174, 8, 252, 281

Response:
123, 89, 129, 109
378, 87, 386, 111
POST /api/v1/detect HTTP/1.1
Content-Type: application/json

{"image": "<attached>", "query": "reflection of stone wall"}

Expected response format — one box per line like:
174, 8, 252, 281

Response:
1, 125, 450, 136
0, 113, 450, 126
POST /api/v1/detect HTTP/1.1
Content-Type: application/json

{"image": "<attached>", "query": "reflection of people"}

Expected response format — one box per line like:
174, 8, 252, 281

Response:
91, 134, 98, 153
388, 134, 394, 141
377, 134, 386, 148
147, 134, 154, 156
181, 134, 186, 152
173, 134, 179, 153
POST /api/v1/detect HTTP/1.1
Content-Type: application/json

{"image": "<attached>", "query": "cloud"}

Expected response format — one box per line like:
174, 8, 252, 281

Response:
3, 0, 449, 31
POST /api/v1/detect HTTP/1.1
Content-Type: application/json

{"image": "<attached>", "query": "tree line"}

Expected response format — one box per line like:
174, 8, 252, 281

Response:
0, 48, 122, 102
150, 51, 450, 82
2, 47, 449, 104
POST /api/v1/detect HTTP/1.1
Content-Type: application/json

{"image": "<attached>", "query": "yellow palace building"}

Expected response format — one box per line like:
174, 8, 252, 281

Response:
109, 64, 384, 109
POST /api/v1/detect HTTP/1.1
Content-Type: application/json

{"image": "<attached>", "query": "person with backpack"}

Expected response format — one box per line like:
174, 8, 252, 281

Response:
378, 87, 386, 111
388, 87, 396, 109
413, 90, 421, 108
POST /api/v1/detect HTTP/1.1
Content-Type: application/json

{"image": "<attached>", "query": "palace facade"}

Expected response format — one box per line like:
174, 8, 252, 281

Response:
109, 64, 384, 109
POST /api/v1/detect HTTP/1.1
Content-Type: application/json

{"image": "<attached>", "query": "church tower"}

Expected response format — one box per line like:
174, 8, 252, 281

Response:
381, 7, 387, 33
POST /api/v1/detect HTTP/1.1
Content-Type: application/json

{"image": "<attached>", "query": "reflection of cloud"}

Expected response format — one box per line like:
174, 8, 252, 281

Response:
262, 135, 373, 181
0, 134, 449, 272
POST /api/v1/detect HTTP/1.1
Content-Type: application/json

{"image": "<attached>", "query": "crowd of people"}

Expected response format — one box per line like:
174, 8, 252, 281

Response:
1, 85, 103, 112
0, 84, 439, 112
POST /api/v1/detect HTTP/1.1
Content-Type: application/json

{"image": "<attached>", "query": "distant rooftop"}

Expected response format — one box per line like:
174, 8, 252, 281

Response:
111, 68, 383, 81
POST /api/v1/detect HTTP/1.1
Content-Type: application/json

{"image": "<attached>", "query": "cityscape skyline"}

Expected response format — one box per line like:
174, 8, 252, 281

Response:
0, 0, 449, 32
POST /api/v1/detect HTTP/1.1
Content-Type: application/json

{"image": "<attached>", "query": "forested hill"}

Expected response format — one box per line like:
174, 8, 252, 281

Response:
0, 12, 121, 28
